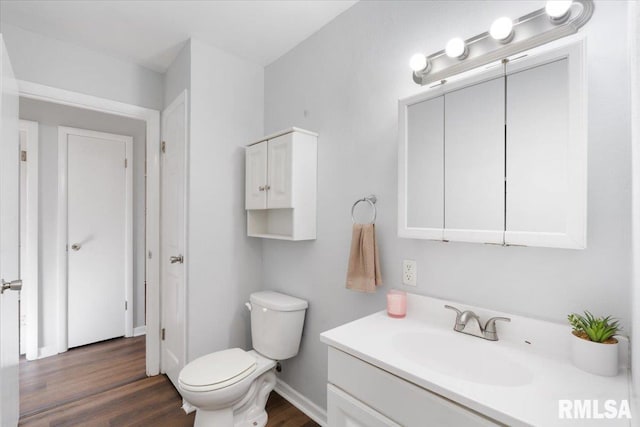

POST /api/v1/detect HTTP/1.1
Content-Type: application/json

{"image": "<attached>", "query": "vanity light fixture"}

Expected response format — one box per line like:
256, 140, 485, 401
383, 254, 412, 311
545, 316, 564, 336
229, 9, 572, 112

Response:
546, 1, 573, 24
445, 38, 468, 60
489, 17, 514, 43
409, 53, 430, 73
410, 0, 592, 86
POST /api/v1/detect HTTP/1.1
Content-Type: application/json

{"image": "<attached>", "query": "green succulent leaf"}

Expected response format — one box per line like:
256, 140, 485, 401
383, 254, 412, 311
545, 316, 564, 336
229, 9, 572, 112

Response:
567, 311, 621, 343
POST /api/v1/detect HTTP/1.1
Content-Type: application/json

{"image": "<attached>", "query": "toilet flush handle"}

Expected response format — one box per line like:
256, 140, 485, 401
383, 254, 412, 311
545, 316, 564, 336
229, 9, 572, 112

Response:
245, 302, 252, 311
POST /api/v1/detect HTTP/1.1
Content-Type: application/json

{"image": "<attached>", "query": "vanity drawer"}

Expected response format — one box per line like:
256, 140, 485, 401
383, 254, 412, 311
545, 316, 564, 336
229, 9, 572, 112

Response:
328, 347, 502, 427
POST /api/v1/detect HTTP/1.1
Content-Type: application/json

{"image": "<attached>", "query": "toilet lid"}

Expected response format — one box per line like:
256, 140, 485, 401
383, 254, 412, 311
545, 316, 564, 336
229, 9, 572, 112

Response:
179, 348, 257, 392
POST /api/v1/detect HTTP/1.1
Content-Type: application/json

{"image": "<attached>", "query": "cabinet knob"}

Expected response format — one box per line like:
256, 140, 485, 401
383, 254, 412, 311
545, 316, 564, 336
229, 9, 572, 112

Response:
258, 186, 265, 191
265, 185, 271, 191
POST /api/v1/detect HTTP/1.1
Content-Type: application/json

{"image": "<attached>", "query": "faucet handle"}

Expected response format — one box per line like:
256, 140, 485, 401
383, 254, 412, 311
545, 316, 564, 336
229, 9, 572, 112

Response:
444, 305, 464, 331
483, 316, 511, 341
444, 305, 462, 318
484, 316, 511, 331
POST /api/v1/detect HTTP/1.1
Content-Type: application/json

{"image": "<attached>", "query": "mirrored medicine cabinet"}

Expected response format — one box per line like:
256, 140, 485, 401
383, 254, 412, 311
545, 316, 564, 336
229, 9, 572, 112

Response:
398, 39, 586, 249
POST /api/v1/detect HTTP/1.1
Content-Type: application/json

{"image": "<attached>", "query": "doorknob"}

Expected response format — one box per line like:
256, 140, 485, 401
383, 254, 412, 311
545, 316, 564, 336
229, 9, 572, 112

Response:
170, 255, 184, 264
71, 243, 81, 251
1, 279, 22, 294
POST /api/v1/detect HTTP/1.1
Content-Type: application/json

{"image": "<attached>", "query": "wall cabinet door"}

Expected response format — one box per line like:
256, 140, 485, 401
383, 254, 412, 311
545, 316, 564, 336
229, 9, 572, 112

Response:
444, 77, 505, 244
245, 141, 267, 209
405, 95, 444, 239
505, 45, 586, 249
267, 133, 293, 208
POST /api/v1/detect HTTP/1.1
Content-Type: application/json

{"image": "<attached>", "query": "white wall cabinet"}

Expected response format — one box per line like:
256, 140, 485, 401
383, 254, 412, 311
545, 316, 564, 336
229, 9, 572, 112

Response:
398, 39, 586, 249
245, 127, 317, 240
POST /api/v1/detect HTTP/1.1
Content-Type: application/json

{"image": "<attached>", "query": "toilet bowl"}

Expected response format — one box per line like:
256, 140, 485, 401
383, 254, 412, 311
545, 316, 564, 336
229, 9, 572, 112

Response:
178, 291, 308, 427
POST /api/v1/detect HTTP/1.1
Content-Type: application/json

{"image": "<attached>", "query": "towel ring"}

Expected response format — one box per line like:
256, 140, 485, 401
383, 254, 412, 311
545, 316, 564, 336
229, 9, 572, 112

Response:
351, 195, 377, 224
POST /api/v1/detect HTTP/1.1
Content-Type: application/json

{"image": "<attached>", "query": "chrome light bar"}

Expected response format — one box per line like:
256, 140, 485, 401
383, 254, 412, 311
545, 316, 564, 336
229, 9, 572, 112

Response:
411, 0, 594, 86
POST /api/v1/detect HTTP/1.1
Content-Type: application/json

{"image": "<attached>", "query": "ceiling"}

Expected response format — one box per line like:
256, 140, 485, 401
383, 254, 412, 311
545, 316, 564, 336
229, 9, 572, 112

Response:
0, 0, 357, 72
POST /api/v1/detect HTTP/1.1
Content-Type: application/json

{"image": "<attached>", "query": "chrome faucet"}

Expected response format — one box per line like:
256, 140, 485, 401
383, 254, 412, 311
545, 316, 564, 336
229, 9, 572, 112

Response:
444, 305, 510, 341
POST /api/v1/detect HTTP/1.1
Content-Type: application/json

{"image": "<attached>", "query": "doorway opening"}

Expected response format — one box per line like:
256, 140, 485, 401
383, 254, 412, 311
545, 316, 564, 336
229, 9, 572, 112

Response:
17, 81, 161, 375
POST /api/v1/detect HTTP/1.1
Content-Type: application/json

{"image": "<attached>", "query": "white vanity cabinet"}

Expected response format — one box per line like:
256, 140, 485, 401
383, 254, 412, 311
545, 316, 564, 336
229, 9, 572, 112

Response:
398, 39, 586, 249
326, 347, 501, 426
245, 127, 317, 240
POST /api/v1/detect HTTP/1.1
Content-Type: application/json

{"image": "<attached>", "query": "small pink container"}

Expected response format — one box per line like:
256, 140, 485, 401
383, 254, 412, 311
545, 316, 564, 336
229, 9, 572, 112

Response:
387, 290, 407, 318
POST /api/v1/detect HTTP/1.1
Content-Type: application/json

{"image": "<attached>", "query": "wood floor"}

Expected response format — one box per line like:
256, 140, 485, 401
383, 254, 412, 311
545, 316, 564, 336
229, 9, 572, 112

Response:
19, 336, 319, 427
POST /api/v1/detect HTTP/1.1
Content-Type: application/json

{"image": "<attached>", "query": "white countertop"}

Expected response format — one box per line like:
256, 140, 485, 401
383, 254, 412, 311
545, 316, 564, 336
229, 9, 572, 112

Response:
320, 293, 631, 426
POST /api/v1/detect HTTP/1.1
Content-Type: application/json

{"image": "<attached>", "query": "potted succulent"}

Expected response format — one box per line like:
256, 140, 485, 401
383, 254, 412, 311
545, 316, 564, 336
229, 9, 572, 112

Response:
568, 311, 621, 377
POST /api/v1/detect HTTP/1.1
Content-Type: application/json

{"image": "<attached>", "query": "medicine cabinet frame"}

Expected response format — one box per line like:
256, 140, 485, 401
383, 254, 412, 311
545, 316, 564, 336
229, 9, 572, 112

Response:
398, 37, 587, 249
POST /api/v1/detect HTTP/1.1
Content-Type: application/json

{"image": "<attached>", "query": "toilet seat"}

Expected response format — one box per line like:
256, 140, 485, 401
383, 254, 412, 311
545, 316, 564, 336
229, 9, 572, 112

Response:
178, 348, 257, 392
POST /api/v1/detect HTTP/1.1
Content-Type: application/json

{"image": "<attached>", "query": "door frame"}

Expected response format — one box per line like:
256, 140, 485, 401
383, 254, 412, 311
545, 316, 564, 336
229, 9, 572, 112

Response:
18, 119, 39, 361
18, 80, 162, 375
57, 126, 133, 352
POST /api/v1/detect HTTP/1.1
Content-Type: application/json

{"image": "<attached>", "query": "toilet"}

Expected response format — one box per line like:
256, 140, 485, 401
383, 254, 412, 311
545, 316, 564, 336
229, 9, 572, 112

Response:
178, 291, 308, 427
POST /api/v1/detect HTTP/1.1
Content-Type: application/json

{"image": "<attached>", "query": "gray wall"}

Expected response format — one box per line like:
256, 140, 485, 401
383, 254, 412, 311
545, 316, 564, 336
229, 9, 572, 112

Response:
186, 39, 264, 361
1, 23, 164, 111
263, 0, 632, 408
164, 40, 191, 108
19, 97, 147, 351
162, 37, 265, 363
631, 0, 640, 411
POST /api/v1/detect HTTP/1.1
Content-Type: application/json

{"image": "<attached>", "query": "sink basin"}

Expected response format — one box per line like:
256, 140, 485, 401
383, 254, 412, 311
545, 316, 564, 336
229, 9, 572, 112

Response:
392, 330, 533, 387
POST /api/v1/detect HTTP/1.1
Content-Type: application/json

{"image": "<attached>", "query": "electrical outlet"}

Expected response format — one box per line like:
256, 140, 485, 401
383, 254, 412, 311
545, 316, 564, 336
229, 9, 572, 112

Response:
402, 260, 417, 286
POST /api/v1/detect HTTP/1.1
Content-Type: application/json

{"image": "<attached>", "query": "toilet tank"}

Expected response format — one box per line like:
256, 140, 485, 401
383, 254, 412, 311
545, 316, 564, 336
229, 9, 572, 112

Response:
249, 291, 308, 360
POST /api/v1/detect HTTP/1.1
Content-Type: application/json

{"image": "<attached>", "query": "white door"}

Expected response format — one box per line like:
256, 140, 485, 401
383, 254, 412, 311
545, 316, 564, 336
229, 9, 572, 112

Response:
161, 91, 187, 387
267, 133, 293, 208
65, 128, 132, 349
245, 141, 268, 209
0, 34, 21, 427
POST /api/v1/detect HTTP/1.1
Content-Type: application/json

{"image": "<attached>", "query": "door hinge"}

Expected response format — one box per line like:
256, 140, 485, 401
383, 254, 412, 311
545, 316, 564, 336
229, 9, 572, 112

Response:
161, 328, 166, 341
20, 150, 27, 162
161, 141, 166, 154
125, 301, 128, 310
125, 158, 128, 168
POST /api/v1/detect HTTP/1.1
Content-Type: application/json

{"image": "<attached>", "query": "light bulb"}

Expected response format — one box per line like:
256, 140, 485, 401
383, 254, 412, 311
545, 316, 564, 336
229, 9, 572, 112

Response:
445, 38, 468, 59
490, 17, 514, 42
409, 53, 428, 72
545, 1, 572, 21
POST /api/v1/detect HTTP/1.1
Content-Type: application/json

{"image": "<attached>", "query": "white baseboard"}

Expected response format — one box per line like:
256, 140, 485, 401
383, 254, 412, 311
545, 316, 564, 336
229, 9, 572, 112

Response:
274, 378, 327, 427
133, 326, 146, 337
37, 345, 58, 360
181, 399, 196, 414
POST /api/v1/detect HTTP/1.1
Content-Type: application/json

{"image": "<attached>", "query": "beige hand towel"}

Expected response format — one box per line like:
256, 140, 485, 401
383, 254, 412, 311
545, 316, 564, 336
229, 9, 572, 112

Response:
346, 223, 382, 292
